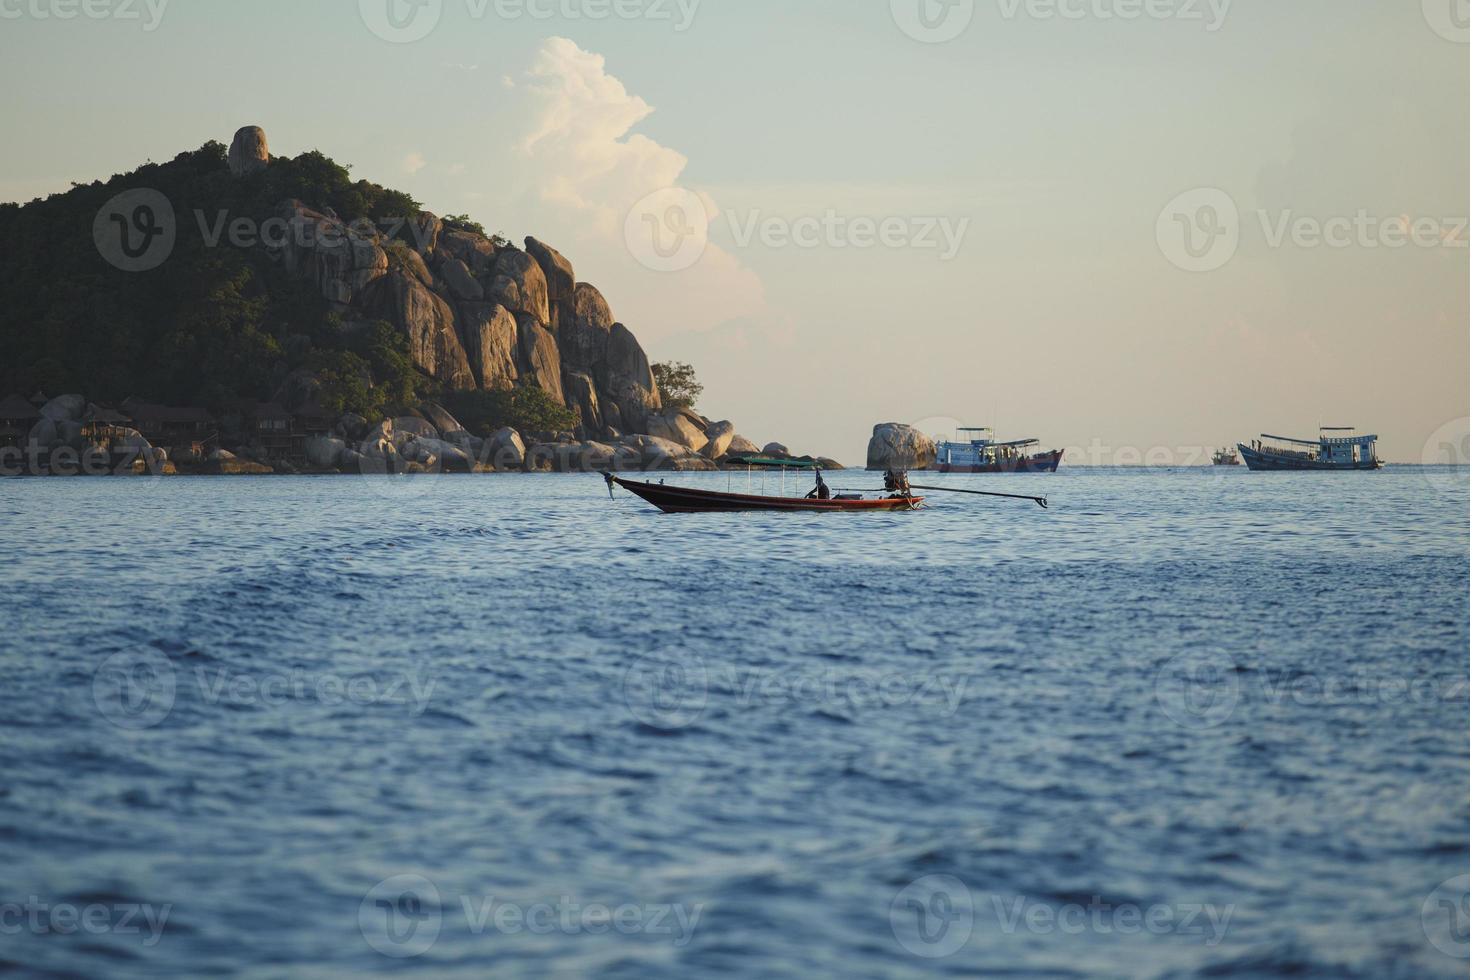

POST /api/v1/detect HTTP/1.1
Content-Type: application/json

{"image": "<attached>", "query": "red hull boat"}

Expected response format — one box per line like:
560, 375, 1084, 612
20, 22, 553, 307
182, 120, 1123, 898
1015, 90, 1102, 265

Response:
609, 476, 923, 514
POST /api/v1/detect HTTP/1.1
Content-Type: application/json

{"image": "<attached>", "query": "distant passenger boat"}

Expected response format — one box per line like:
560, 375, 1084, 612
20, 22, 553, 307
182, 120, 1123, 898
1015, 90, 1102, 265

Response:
1212, 447, 1241, 466
1238, 429, 1382, 471
932, 428, 1062, 474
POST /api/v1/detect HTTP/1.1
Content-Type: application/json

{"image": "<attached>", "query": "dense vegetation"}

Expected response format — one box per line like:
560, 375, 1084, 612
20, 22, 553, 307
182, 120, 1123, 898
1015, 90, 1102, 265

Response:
442, 388, 578, 437
652, 361, 703, 411
0, 142, 442, 422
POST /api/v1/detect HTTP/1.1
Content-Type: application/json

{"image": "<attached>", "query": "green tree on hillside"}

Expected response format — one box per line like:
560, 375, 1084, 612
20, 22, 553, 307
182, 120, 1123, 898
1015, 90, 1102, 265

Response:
652, 362, 703, 411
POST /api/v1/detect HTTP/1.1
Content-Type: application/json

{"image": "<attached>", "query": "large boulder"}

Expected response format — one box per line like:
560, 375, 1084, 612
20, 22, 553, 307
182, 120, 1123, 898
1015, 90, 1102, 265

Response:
563, 371, 603, 435
516, 318, 565, 405
647, 408, 709, 454
336, 414, 370, 441
392, 416, 439, 444
112, 429, 152, 452
727, 435, 761, 456
417, 402, 465, 437
360, 419, 395, 457
458, 302, 519, 391
670, 456, 720, 472
358, 271, 476, 390
603, 323, 661, 433
404, 437, 473, 473
228, 125, 270, 177
396, 247, 435, 289
486, 427, 526, 471
558, 282, 614, 373
40, 394, 86, 423
533, 440, 620, 474
617, 434, 688, 469
526, 237, 575, 311
437, 256, 483, 302
867, 423, 937, 471
170, 444, 204, 465
763, 443, 791, 457
488, 249, 550, 327
701, 420, 737, 460
306, 436, 346, 470
405, 212, 442, 255
438, 228, 497, 278
26, 418, 59, 451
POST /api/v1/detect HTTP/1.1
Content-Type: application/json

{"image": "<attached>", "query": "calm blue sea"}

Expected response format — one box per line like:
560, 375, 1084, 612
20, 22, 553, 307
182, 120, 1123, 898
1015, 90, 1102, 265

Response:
3, 467, 1469, 979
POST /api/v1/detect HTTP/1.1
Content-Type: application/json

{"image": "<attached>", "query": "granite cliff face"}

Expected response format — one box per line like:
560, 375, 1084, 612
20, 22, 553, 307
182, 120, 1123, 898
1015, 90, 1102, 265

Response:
241, 131, 663, 443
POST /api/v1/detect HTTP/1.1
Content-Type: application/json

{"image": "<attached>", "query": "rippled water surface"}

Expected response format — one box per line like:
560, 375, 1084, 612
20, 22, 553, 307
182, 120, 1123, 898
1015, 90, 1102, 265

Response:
3, 468, 1470, 978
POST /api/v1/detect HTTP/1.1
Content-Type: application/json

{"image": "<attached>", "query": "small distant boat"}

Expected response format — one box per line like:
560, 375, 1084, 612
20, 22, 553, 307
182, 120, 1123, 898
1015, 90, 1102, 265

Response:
1212, 447, 1241, 466
1238, 428, 1382, 471
932, 428, 1063, 474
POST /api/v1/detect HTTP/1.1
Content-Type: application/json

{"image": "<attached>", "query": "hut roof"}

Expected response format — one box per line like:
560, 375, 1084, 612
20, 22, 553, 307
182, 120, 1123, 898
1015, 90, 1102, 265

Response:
0, 394, 41, 420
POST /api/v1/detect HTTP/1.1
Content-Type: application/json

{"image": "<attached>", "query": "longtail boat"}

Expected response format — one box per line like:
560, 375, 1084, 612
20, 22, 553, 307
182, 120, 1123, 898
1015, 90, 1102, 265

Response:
607, 475, 923, 514
606, 456, 923, 514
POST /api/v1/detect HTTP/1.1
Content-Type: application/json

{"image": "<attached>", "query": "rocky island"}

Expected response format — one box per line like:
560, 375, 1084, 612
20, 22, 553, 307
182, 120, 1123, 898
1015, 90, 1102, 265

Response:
0, 126, 837, 477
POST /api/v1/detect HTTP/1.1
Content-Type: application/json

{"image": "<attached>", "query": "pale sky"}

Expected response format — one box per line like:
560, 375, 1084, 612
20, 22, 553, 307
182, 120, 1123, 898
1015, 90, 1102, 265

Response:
3, 0, 1467, 464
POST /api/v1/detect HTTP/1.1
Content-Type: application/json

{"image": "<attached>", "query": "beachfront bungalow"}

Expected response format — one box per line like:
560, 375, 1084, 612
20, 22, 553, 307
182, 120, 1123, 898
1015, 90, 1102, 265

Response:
122, 399, 216, 448
252, 402, 305, 465
292, 399, 336, 438
82, 407, 134, 450
0, 394, 41, 449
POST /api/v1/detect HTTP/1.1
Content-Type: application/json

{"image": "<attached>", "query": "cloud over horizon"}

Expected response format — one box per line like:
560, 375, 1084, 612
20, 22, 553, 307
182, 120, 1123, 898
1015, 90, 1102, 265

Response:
505, 37, 766, 341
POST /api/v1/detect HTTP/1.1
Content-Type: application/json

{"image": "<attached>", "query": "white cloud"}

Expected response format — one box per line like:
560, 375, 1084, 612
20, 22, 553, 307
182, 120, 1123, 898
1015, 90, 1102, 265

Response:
403, 152, 428, 175
511, 37, 766, 339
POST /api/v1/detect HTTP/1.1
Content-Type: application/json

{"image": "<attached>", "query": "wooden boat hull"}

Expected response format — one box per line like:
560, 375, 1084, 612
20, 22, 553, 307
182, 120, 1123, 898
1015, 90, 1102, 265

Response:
935, 450, 1063, 474
612, 477, 922, 514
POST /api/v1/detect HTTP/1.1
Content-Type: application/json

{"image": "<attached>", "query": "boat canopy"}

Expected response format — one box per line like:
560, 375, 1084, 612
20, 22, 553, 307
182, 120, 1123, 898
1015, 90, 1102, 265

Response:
725, 455, 822, 469
1262, 430, 1379, 448
1261, 434, 1323, 446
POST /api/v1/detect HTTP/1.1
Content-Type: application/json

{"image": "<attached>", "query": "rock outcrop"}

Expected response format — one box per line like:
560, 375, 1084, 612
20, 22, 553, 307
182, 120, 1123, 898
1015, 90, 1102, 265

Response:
647, 407, 709, 454
727, 435, 761, 456
39, 394, 85, 423
458, 302, 519, 391
205, 125, 813, 460
228, 126, 270, 177
867, 423, 937, 471
701, 421, 737, 460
